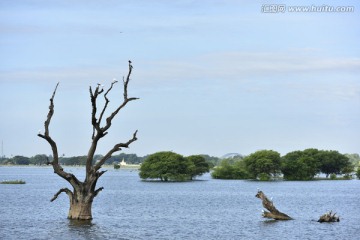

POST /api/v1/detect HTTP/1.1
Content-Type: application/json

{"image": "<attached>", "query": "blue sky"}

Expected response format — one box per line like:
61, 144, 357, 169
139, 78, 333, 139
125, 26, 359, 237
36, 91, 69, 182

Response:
0, 0, 359, 158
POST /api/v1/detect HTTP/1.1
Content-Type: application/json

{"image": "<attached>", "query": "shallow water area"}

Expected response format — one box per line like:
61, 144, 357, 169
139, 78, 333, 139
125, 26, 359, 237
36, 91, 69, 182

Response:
0, 166, 359, 239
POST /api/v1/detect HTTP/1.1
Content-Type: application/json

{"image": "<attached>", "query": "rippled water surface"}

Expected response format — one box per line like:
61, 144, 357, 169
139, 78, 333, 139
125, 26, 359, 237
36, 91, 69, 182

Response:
1, 166, 359, 239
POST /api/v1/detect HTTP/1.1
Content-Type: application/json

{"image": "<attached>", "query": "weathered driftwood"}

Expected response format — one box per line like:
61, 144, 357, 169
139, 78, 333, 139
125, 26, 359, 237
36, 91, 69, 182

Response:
318, 211, 340, 223
255, 190, 292, 220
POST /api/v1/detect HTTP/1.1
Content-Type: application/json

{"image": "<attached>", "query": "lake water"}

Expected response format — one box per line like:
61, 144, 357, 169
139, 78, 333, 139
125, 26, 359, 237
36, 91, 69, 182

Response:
0, 166, 359, 240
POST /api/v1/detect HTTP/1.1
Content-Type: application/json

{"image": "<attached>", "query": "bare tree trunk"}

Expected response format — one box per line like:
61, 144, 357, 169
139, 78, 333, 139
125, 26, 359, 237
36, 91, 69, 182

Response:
255, 190, 292, 220
68, 197, 93, 220
39, 61, 138, 220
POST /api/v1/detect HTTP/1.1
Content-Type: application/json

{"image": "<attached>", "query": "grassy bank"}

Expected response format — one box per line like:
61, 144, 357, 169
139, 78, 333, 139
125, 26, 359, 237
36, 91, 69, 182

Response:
0, 180, 26, 184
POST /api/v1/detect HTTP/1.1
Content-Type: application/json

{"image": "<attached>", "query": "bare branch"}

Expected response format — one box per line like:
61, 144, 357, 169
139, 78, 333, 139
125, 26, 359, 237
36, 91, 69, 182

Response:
38, 83, 62, 170
94, 187, 104, 197
123, 60, 133, 100
87, 61, 139, 175
87, 84, 109, 172
102, 62, 139, 133
98, 81, 117, 126
38, 83, 82, 187
50, 188, 73, 202
38, 82, 60, 163
94, 130, 138, 171
97, 170, 107, 178
46, 83, 59, 134
89, 86, 100, 139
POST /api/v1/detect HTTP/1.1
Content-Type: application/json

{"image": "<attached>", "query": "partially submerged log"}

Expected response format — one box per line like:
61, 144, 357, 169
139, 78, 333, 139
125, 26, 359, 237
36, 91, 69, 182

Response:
318, 211, 340, 223
255, 190, 292, 220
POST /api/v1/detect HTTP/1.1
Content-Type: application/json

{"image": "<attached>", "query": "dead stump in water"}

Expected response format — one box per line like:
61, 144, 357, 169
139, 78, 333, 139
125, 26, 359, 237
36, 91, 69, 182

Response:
255, 190, 292, 220
318, 211, 340, 223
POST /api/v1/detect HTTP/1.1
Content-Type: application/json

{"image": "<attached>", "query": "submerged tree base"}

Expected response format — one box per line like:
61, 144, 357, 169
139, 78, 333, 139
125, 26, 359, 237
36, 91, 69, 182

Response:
68, 202, 93, 220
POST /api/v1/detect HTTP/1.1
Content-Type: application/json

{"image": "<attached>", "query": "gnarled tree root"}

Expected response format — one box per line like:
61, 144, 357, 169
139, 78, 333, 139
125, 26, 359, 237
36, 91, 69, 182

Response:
318, 211, 340, 223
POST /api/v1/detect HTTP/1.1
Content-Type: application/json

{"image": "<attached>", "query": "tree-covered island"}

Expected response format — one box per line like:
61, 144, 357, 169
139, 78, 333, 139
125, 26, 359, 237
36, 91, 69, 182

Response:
139, 151, 210, 181
212, 149, 357, 181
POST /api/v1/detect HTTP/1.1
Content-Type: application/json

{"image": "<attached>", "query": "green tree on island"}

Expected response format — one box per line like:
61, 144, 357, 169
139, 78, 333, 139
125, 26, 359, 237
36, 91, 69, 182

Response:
12, 155, 30, 165
317, 150, 352, 178
211, 148, 354, 181
281, 149, 321, 180
30, 154, 49, 165
244, 150, 281, 181
356, 168, 360, 180
281, 149, 352, 180
211, 158, 249, 179
186, 155, 210, 180
345, 153, 360, 167
199, 154, 220, 168
139, 152, 209, 181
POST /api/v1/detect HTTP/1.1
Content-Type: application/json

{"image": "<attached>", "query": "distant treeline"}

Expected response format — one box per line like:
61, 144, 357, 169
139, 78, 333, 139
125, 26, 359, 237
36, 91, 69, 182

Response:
0, 153, 222, 166
0, 153, 144, 166
1, 150, 359, 178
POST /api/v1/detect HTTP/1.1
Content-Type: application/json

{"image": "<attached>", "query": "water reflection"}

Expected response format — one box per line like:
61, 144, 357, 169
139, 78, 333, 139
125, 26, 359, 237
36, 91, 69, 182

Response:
262, 219, 280, 225
67, 219, 106, 240
68, 219, 94, 228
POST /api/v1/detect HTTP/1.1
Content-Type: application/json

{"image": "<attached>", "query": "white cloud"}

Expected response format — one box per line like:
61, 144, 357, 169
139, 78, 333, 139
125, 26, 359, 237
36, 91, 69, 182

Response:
137, 50, 360, 81
2, 50, 359, 97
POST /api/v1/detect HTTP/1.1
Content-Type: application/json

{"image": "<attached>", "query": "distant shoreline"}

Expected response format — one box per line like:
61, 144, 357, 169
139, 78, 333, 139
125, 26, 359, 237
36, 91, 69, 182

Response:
0, 164, 140, 169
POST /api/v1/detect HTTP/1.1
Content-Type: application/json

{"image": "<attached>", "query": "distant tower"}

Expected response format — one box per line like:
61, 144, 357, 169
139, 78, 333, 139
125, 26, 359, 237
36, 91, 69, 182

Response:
120, 158, 127, 166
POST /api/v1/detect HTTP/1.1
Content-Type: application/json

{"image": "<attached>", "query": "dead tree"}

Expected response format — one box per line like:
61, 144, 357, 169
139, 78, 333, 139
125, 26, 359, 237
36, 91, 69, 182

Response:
318, 211, 340, 223
38, 61, 138, 220
255, 190, 292, 220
